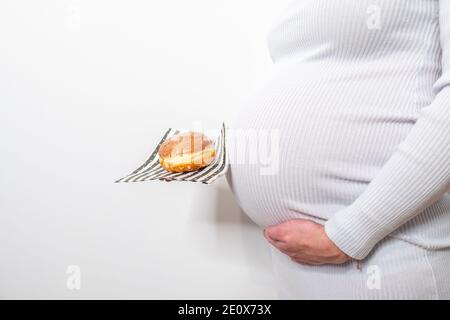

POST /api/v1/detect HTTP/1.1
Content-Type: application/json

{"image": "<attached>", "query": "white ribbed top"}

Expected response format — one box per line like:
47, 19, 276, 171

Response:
227, 0, 450, 260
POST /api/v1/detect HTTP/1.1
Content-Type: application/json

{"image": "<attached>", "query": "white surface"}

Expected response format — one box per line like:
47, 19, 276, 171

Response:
0, 0, 291, 299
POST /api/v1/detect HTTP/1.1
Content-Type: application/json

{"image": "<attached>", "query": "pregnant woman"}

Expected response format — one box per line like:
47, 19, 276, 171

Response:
227, 0, 450, 299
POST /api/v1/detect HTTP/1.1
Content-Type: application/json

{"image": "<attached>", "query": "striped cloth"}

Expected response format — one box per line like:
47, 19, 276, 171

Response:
116, 122, 228, 184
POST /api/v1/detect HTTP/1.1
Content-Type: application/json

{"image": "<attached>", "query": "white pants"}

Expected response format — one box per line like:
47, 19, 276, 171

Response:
271, 236, 450, 300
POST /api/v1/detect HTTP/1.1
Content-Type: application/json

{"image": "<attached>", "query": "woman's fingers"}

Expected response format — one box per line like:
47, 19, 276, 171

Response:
269, 237, 325, 265
291, 258, 324, 266
264, 226, 307, 257
264, 226, 286, 243
264, 228, 289, 248
276, 247, 292, 256
290, 254, 326, 266
264, 220, 351, 266
265, 233, 288, 250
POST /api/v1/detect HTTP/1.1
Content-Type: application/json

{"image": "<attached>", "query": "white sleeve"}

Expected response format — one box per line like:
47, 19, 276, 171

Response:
324, 0, 450, 260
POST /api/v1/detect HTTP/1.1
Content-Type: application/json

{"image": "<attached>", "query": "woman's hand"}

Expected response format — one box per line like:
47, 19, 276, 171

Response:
264, 219, 351, 265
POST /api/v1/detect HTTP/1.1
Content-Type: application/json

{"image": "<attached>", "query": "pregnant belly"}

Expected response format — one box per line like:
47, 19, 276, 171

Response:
226, 66, 417, 228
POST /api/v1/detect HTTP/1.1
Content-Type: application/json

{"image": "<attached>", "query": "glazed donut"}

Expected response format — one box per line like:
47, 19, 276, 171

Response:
158, 132, 216, 173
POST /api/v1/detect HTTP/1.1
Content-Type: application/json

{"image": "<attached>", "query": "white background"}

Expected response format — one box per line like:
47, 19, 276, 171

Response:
0, 0, 291, 298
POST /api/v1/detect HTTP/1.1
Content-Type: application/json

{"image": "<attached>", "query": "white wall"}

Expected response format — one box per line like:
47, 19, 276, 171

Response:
0, 0, 291, 299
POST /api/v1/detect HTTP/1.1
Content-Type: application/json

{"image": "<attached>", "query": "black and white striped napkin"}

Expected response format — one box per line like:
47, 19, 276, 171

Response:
116, 122, 228, 184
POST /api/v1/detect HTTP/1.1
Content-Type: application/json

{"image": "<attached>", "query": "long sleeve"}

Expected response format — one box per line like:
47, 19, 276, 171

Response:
324, 1, 450, 260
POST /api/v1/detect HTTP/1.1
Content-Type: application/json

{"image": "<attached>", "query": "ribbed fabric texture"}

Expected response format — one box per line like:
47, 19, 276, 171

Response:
227, 0, 450, 264
323, 0, 450, 260
270, 236, 450, 299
